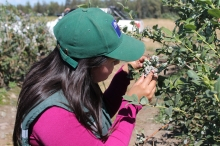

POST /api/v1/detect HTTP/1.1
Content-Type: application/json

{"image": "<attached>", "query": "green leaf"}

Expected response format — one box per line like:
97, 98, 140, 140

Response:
129, 101, 140, 105
174, 78, 184, 87
180, 48, 187, 52
208, 9, 220, 18
201, 49, 209, 59
187, 70, 200, 80
157, 75, 167, 88
122, 26, 128, 33
197, 35, 206, 41
205, 90, 217, 97
127, 63, 140, 80
195, 140, 204, 146
185, 120, 191, 127
77, 4, 89, 8
163, 37, 176, 42
196, 0, 212, 5
124, 7, 131, 13
208, 34, 215, 44
164, 97, 173, 106
128, 10, 134, 19
165, 106, 173, 117
161, 27, 173, 37
214, 77, 220, 100
130, 21, 135, 25
191, 79, 201, 85
174, 94, 181, 106
185, 18, 194, 23
140, 96, 149, 105
117, 2, 124, 8
152, 24, 159, 30
184, 24, 196, 30
123, 95, 134, 102
128, 63, 134, 70
123, 94, 138, 102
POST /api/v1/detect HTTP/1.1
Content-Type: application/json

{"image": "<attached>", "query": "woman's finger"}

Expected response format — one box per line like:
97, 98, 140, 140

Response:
137, 56, 147, 68
134, 74, 145, 85
139, 56, 147, 63
148, 86, 157, 102
148, 78, 157, 90
149, 85, 157, 97
142, 72, 154, 86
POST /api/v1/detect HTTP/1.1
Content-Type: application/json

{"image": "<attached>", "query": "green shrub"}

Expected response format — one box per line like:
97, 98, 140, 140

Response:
141, 0, 220, 145
0, 4, 56, 87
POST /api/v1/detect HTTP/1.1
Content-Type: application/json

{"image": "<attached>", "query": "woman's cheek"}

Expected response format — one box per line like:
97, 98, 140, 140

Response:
91, 66, 109, 82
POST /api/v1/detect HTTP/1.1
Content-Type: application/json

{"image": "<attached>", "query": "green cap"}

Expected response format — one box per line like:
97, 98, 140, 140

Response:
53, 8, 145, 68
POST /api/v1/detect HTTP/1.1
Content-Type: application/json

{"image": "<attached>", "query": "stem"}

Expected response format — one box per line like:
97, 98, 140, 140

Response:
210, 4, 215, 9
102, 81, 106, 90
214, 94, 219, 102
144, 123, 169, 142
147, 104, 187, 115
185, 63, 194, 70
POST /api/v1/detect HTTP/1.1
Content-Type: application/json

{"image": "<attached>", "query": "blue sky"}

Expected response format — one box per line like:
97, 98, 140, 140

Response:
0, 0, 66, 6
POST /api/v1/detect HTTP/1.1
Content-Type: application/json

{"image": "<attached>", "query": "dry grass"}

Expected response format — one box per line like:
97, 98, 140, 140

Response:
142, 18, 176, 30
141, 19, 176, 55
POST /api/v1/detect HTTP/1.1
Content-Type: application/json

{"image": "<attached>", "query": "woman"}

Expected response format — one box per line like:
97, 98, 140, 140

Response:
13, 8, 157, 146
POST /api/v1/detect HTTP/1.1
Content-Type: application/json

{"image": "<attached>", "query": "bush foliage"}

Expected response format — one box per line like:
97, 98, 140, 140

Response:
120, 0, 219, 145
141, 0, 220, 145
0, 5, 55, 87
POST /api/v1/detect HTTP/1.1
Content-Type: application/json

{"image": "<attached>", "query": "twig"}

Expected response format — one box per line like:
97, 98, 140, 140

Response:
145, 123, 169, 143
185, 63, 193, 70
102, 81, 106, 90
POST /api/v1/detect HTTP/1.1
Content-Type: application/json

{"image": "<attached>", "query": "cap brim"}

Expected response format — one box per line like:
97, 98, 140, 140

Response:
105, 34, 145, 62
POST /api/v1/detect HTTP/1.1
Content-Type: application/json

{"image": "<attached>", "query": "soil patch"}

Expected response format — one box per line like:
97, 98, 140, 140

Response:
0, 105, 16, 146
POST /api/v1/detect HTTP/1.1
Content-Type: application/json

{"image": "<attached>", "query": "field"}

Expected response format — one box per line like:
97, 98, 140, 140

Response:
0, 18, 203, 146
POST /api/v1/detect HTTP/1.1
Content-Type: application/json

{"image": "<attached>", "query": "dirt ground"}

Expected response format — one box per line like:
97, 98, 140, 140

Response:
0, 94, 17, 146
0, 18, 180, 146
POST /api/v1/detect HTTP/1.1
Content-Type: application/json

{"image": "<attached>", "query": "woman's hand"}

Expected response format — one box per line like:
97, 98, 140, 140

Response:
126, 71, 157, 102
122, 56, 147, 74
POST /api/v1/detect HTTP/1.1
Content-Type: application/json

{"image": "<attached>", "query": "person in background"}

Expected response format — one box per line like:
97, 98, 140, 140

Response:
13, 8, 157, 146
46, 7, 73, 36
63, 7, 71, 14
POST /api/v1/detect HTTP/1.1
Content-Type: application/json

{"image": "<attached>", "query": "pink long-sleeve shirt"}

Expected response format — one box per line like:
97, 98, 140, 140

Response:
29, 67, 142, 146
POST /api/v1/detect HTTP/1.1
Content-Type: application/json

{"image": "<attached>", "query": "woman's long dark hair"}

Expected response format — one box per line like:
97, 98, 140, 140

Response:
13, 47, 108, 145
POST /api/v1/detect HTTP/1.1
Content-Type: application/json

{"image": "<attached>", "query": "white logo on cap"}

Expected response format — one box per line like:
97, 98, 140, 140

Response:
111, 20, 121, 38
113, 21, 118, 29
